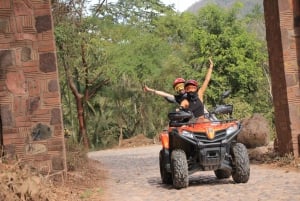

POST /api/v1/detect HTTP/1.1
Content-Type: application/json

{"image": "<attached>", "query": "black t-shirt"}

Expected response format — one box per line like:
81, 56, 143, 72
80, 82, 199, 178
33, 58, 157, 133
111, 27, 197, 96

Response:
164, 93, 187, 104
174, 93, 187, 104
186, 92, 204, 118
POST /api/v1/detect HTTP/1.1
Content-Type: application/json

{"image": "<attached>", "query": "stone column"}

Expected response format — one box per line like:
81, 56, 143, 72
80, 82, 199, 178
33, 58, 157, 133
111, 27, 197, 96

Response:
0, 0, 66, 173
264, 0, 300, 157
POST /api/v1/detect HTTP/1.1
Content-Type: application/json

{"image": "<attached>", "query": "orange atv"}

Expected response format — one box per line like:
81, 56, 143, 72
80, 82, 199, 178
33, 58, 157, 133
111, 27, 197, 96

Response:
159, 90, 250, 189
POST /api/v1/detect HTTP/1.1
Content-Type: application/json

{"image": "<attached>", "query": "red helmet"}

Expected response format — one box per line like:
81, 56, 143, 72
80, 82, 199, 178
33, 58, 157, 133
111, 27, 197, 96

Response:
184, 79, 198, 88
173, 78, 185, 88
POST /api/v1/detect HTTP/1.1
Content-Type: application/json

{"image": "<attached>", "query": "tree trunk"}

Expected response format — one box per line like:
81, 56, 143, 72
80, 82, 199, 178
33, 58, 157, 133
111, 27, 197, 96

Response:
118, 127, 123, 147
76, 96, 90, 149
63, 63, 90, 150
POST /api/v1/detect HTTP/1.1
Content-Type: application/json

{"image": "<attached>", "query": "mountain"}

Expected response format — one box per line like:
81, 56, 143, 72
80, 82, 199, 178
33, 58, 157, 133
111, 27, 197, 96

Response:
186, 0, 263, 15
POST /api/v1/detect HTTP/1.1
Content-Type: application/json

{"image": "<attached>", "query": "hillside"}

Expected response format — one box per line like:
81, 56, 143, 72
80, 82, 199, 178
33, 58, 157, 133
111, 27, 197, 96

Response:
186, 0, 263, 15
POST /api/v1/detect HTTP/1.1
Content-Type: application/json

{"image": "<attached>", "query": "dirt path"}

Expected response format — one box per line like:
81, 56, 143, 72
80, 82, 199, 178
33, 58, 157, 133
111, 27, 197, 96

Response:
88, 145, 300, 201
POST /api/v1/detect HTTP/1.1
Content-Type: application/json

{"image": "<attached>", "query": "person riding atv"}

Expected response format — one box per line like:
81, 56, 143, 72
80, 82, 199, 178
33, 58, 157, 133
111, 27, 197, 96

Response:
144, 77, 186, 104
144, 58, 214, 106
159, 90, 250, 189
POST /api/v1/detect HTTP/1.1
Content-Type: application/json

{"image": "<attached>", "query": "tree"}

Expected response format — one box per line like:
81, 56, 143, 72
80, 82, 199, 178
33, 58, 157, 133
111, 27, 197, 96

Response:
54, 0, 178, 148
177, 4, 270, 118
54, 0, 109, 149
53, 1, 271, 149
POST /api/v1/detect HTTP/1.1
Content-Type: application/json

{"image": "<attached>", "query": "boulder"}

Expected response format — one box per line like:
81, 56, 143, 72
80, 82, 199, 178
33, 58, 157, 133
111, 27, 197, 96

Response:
237, 113, 270, 148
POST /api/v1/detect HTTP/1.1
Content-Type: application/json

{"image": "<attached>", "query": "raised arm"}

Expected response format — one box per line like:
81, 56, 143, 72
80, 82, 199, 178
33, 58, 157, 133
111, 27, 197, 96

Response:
144, 85, 175, 100
198, 58, 214, 101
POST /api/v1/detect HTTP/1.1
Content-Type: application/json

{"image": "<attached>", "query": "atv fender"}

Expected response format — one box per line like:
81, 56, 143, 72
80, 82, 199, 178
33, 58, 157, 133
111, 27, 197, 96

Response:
160, 131, 169, 149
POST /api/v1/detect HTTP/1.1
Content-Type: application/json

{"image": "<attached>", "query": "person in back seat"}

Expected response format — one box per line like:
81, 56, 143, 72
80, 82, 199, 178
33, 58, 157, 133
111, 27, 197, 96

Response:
143, 77, 186, 104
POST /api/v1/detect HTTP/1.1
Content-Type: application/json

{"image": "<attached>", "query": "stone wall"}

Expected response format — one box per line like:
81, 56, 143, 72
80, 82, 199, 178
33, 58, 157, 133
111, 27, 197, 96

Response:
264, 0, 300, 157
0, 0, 66, 173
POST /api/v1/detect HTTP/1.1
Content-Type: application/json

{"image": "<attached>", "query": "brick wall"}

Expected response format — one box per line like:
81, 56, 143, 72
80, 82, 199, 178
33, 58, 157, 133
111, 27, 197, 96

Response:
264, 0, 300, 157
0, 0, 66, 172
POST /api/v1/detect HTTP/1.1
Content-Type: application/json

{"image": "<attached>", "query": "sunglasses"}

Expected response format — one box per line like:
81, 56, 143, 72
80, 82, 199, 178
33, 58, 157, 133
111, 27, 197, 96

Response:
174, 83, 184, 93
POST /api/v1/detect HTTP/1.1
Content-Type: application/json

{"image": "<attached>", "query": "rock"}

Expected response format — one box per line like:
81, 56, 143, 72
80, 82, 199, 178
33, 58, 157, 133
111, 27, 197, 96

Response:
248, 142, 274, 162
119, 134, 154, 148
248, 146, 269, 161
237, 113, 270, 148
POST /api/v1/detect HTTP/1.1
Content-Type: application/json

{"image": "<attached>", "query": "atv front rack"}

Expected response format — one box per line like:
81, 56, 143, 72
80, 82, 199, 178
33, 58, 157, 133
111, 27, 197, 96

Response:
169, 118, 238, 127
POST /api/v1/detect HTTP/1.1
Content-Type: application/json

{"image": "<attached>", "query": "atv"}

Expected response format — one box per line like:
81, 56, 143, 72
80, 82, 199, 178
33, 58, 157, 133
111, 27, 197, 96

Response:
159, 90, 250, 189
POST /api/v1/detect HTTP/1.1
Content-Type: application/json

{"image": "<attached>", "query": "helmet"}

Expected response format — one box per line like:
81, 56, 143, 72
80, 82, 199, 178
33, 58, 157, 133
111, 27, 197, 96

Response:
173, 78, 185, 88
184, 79, 198, 88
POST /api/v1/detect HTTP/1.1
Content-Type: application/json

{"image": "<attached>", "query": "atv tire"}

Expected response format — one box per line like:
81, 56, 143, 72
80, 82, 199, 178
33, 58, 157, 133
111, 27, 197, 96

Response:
159, 150, 172, 184
214, 169, 231, 179
171, 149, 188, 189
231, 143, 250, 183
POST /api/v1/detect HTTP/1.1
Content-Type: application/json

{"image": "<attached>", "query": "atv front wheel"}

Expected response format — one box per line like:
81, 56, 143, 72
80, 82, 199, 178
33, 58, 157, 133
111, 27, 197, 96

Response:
159, 150, 172, 184
231, 143, 250, 183
171, 149, 188, 189
214, 169, 231, 179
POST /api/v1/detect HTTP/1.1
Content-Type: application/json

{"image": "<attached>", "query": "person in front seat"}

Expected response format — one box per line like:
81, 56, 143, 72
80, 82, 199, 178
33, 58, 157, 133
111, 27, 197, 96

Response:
179, 58, 214, 119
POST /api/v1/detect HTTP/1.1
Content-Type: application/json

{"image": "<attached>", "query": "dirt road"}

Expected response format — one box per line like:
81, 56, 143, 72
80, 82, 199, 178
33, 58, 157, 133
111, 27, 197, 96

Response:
88, 145, 300, 201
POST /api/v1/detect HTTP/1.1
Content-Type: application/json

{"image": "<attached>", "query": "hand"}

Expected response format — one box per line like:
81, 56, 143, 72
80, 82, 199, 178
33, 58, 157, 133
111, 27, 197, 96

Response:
143, 85, 150, 92
176, 106, 185, 112
209, 57, 213, 68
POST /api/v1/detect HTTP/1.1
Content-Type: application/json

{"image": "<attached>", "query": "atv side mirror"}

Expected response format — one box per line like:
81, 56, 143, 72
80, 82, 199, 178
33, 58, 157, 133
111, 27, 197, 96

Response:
218, 90, 231, 105
221, 90, 231, 99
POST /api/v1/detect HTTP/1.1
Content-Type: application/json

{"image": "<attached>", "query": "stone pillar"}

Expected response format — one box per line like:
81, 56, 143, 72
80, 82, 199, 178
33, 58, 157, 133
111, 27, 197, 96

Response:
0, 0, 66, 173
0, 111, 2, 146
264, 0, 300, 157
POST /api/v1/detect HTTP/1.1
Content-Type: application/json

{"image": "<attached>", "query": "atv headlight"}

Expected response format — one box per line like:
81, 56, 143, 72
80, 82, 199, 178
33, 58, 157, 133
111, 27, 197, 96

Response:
226, 125, 238, 135
181, 130, 194, 139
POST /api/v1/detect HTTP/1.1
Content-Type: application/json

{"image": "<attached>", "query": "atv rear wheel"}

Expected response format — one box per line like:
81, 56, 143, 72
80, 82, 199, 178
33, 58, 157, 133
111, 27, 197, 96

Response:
214, 169, 231, 179
159, 150, 172, 184
231, 143, 250, 183
171, 149, 188, 189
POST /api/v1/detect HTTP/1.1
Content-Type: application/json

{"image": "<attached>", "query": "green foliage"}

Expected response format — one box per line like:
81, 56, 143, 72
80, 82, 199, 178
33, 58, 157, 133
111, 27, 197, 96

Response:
190, 0, 263, 17
55, 1, 272, 149
178, 4, 271, 118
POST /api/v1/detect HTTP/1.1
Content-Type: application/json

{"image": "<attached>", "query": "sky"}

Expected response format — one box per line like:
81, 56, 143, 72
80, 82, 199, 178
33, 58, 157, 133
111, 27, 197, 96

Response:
161, 0, 200, 12
90, 0, 200, 12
